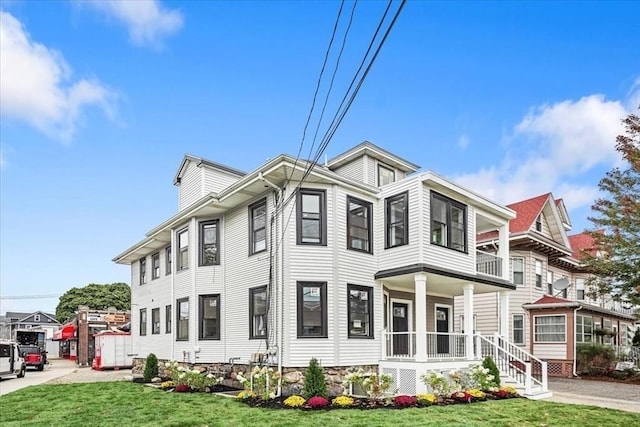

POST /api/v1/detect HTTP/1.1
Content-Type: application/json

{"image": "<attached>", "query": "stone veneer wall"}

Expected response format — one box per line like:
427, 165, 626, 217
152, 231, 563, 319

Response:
132, 358, 378, 396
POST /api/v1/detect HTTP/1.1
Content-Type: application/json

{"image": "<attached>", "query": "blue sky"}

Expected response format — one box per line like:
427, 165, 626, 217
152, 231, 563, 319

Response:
1, 0, 638, 315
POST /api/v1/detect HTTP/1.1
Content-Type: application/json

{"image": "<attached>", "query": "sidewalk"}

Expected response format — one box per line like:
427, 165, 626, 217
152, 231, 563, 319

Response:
45, 358, 133, 385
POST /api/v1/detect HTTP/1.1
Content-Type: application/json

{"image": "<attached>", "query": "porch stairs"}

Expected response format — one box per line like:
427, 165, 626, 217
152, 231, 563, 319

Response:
477, 334, 552, 400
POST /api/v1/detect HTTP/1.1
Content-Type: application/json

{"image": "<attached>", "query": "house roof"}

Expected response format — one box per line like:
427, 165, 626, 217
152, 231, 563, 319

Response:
506, 193, 550, 233
327, 141, 420, 173
523, 295, 637, 321
4, 311, 58, 323
568, 231, 599, 260
173, 154, 247, 185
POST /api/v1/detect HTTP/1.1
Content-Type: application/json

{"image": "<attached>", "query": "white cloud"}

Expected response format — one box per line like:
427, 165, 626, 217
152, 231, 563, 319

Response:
455, 94, 630, 211
457, 134, 469, 150
83, 0, 183, 48
0, 11, 115, 142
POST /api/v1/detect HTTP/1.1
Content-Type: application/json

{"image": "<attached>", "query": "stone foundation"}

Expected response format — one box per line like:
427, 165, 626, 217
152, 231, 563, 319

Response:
132, 357, 378, 396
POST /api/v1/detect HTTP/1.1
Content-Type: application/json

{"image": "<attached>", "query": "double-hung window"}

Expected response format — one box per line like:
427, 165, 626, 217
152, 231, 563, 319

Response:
535, 215, 543, 232
534, 315, 566, 342
430, 192, 467, 252
347, 196, 372, 253
139, 309, 147, 336
249, 286, 267, 339
151, 253, 160, 280
199, 220, 220, 266
176, 297, 189, 340
512, 258, 524, 286
378, 164, 395, 186
547, 271, 554, 295
297, 189, 326, 245
385, 192, 408, 248
177, 228, 189, 271
139, 258, 147, 285
347, 284, 373, 338
249, 199, 267, 255
165, 305, 172, 334
576, 315, 593, 343
151, 308, 160, 334
576, 278, 585, 300
199, 294, 220, 340
297, 282, 327, 338
535, 260, 543, 288
512, 314, 524, 344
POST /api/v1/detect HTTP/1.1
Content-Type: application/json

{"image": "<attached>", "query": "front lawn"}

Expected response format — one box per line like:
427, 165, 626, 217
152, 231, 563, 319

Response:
0, 382, 637, 427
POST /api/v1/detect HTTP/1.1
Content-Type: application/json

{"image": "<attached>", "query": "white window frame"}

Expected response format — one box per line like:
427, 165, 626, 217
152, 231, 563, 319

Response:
512, 257, 524, 286
534, 259, 543, 288
576, 278, 585, 300
512, 314, 525, 345
533, 314, 566, 343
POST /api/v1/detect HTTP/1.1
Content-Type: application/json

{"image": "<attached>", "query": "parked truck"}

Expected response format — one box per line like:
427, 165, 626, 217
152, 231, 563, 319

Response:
13, 329, 47, 365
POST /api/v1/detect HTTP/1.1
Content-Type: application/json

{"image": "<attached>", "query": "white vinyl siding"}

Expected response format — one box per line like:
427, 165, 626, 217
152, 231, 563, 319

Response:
331, 157, 365, 183
178, 161, 202, 210
202, 167, 241, 195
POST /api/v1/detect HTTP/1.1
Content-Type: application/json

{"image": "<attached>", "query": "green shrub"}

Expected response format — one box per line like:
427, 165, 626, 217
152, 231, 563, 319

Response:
303, 358, 327, 399
482, 356, 501, 388
143, 353, 159, 382
576, 343, 616, 374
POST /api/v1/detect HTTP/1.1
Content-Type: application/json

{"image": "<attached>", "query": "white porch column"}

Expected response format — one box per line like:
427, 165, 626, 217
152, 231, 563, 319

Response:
414, 273, 428, 362
499, 290, 510, 338
463, 283, 475, 360
498, 223, 509, 280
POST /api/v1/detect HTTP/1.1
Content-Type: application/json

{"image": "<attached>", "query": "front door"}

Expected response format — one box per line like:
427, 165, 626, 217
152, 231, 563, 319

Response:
392, 302, 409, 355
436, 306, 450, 354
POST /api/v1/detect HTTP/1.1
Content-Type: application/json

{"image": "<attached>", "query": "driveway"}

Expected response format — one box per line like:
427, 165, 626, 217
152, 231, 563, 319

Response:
545, 377, 640, 413
0, 359, 77, 396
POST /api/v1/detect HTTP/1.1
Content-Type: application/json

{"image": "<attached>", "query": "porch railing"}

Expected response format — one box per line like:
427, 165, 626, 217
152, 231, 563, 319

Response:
477, 333, 548, 395
382, 330, 467, 360
476, 250, 503, 278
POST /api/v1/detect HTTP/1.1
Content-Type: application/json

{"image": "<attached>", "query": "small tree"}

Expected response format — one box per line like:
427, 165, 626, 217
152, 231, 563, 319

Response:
482, 356, 501, 388
632, 329, 640, 347
143, 353, 159, 382
303, 358, 327, 398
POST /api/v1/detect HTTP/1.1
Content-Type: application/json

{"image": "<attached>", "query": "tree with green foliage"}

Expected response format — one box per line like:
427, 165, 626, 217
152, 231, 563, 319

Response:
143, 353, 159, 382
55, 282, 131, 323
303, 358, 327, 398
633, 329, 640, 347
583, 111, 640, 308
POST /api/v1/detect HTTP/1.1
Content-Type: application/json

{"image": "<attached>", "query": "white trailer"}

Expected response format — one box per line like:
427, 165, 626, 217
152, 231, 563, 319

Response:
91, 331, 132, 370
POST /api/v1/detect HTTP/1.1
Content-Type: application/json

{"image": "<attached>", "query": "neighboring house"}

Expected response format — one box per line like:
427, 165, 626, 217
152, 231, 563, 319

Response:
458, 193, 637, 377
114, 141, 549, 396
0, 311, 60, 356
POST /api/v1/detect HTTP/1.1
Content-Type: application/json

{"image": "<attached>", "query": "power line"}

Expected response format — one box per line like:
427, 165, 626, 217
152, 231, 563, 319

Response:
0, 294, 60, 300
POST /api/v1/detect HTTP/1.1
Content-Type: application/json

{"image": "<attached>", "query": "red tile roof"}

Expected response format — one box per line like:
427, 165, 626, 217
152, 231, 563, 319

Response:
568, 231, 601, 260
531, 295, 572, 304
506, 193, 550, 233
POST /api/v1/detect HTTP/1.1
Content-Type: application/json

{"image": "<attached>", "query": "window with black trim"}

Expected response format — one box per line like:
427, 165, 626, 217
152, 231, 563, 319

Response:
176, 297, 189, 340
151, 308, 160, 334
297, 282, 327, 338
535, 260, 543, 288
165, 246, 172, 275
249, 199, 267, 255
139, 309, 147, 336
139, 257, 147, 285
512, 257, 524, 286
177, 228, 188, 271
296, 189, 326, 245
378, 164, 395, 186
199, 294, 220, 340
385, 192, 408, 248
513, 314, 524, 344
199, 220, 220, 266
249, 286, 267, 339
165, 304, 172, 333
348, 284, 373, 338
347, 196, 372, 253
151, 253, 160, 280
430, 192, 467, 252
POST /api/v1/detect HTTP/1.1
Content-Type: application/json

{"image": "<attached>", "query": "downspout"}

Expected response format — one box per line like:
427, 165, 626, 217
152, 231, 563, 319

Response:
573, 306, 582, 377
259, 172, 284, 396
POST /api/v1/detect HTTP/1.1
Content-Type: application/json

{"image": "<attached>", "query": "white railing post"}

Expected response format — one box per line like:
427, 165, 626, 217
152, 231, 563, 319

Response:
541, 360, 548, 391
525, 362, 532, 396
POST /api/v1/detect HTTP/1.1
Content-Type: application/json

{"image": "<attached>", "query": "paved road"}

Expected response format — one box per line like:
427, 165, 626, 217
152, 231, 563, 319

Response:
0, 359, 77, 396
544, 377, 640, 413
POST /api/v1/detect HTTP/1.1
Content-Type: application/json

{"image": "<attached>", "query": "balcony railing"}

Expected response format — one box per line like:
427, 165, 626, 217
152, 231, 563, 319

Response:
476, 250, 503, 278
382, 331, 467, 360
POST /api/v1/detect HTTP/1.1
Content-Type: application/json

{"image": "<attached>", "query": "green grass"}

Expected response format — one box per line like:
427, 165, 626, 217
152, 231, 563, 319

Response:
0, 382, 638, 427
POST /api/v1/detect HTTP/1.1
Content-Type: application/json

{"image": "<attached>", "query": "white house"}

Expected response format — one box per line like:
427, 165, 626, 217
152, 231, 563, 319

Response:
114, 141, 550, 396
